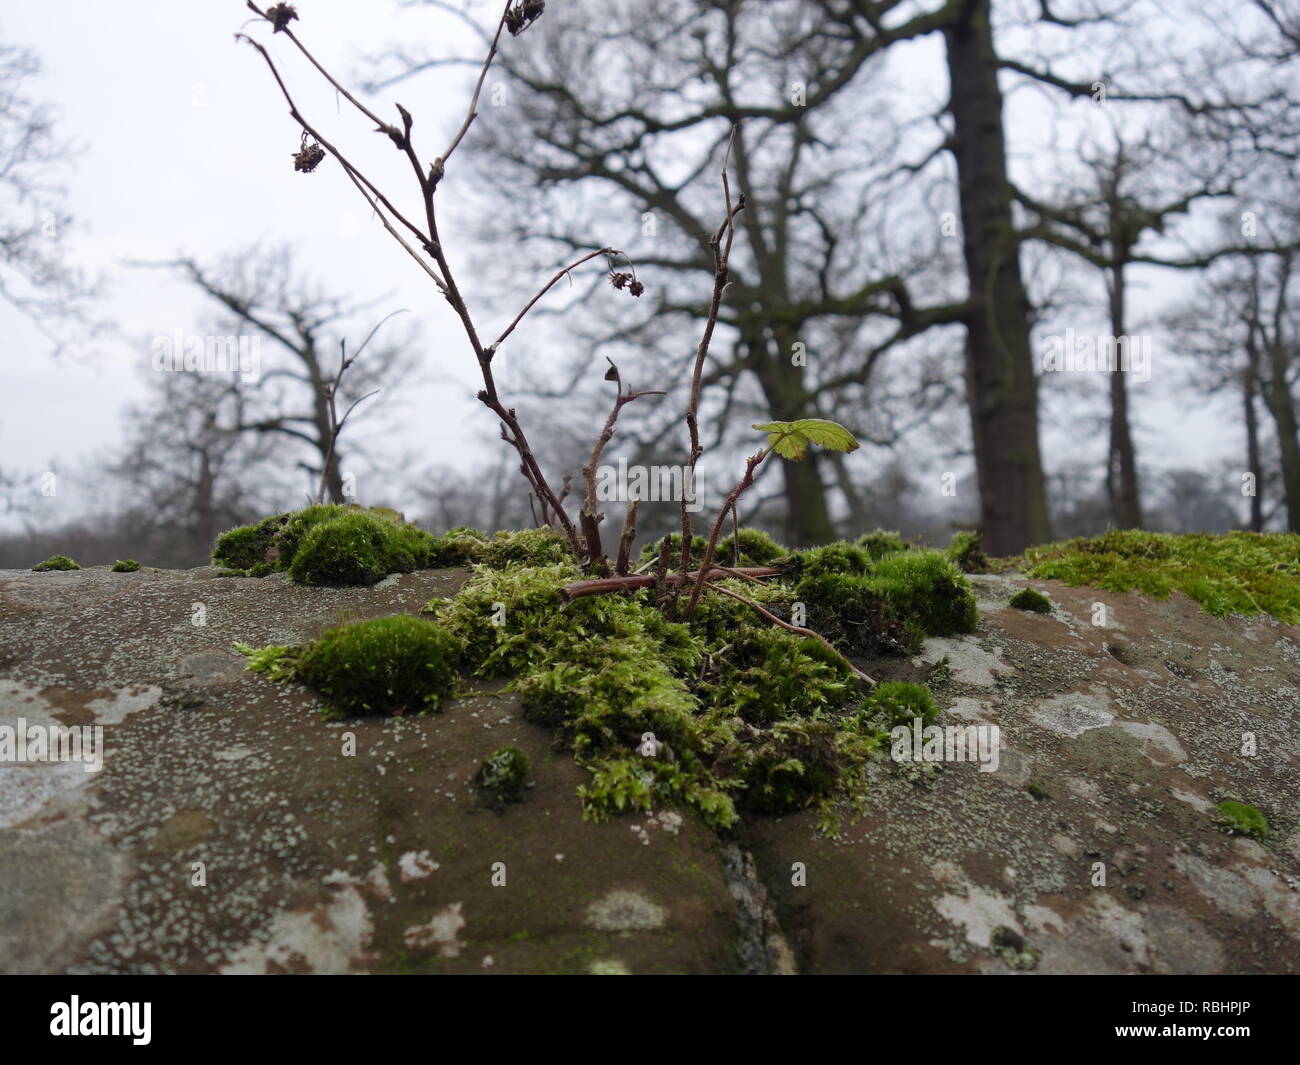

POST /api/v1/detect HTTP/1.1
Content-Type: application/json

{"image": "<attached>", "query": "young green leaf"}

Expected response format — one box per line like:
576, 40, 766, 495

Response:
752, 419, 860, 461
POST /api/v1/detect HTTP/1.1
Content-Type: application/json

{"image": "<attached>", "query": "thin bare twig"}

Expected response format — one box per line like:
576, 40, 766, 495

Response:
677, 125, 745, 583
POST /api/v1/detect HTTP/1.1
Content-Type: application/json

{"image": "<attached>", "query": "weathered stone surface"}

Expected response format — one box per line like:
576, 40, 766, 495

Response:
2, 564, 1298, 973
745, 574, 1300, 974
0, 566, 736, 974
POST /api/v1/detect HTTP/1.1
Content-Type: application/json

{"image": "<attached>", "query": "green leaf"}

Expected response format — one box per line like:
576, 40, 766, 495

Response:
752, 419, 860, 461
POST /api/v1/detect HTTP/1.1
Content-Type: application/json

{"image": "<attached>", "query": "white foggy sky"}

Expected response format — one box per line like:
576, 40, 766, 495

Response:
0, 0, 1242, 532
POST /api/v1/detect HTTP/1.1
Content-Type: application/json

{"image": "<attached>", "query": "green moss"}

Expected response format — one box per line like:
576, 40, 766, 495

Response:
947, 530, 990, 574
475, 746, 530, 807
686, 576, 793, 645
1215, 799, 1268, 841
292, 614, 460, 718
516, 630, 709, 757
421, 526, 573, 570
861, 680, 939, 728
924, 655, 953, 688
234, 641, 302, 682
638, 533, 708, 566
212, 505, 442, 585
431, 559, 889, 830
714, 528, 788, 567
868, 551, 978, 637
1026, 777, 1052, 801
235, 521, 972, 834
480, 527, 572, 569
792, 571, 915, 656
32, 555, 79, 571
110, 559, 141, 573
287, 511, 435, 586
429, 562, 580, 676
426, 527, 490, 567
856, 529, 910, 561
212, 512, 292, 569
1017, 530, 1300, 623
783, 541, 874, 579
732, 718, 881, 822
991, 926, 1039, 970
702, 626, 856, 726
1010, 587, 1053, 613
276, 505, 353, 564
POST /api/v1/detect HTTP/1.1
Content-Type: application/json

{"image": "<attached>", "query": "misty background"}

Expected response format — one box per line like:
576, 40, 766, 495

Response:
1, 0, 1295, 568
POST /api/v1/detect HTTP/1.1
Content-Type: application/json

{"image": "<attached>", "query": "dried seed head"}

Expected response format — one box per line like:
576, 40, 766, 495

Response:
293, 141, 326, 173
505, 0, 545, 36
266, 3, 299, 32
608, 271, 643, 297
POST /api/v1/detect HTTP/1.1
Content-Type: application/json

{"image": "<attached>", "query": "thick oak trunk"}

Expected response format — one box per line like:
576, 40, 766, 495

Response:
944, 0, 1052, 555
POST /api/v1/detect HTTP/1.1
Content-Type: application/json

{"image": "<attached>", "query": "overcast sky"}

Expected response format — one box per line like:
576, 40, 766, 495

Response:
0, 0, 1244, 533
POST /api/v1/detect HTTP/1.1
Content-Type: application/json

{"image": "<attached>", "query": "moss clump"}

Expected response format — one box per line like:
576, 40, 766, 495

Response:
702, 626, 854, 726
991, 926, 1039, 970
715, 528, 788, 567
1017, 530, 1300, 624
428, 561, 585, 677
110, 559, 141, 573
275, 505, 354, 564
783, 541, 874, 580
856, 529, 910, 561
782, 542, 977, 653
732, 718, 881, 820
238, 523, 973, 835
475, 746, 530, 807
1010, 587, 1052, 613
686, 576, 794, 645
212, 505, 440, 585
425, 526, 490, 567
235, 641, 301, 682
861, 680, 939, 728
290, 614, 460, 718
947, 530, 990, 574
925, 655, 953, 688
287, 511, 436, 586
1215, 799, 1268, 841
792, 571, 916, 656
212, 512, 292, 570
638, 533, 708, 566
432, 559, 885, 831
480, 527, 572, 569
32, 555, 79, 571
869, 551, 978, 637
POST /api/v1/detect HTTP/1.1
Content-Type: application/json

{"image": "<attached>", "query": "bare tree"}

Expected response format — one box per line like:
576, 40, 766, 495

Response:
133, 245, 416, 505
108, 370, 284, 558
0, 35, 97, 352
371, 0, 972, 546
1164, 209, 1300, 532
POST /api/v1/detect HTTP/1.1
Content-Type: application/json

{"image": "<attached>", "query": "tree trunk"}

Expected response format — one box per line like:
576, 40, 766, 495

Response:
194, 443, 217, 549
1105, 259, 1142, 528
1264, 335, 1300, 533
303, 339, 346, 504
747, 327, 836, 545
1243, 347, 1264, 532
943, 0, 1052, 556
